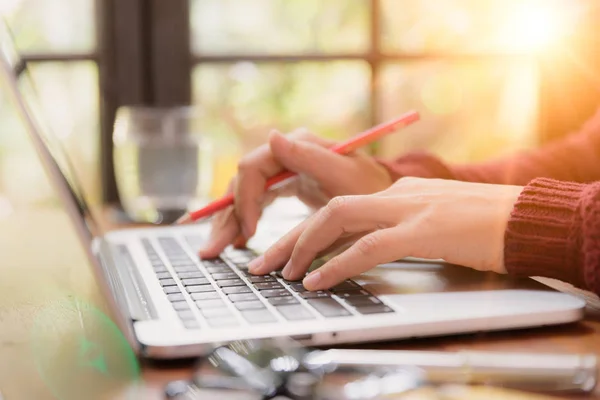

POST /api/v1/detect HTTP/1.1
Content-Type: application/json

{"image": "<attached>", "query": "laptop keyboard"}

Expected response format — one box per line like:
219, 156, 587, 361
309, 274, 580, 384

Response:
141, 237, 394, 330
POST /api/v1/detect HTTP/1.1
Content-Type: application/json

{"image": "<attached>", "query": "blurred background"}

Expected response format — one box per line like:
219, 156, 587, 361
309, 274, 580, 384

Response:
0, 0, 599, 222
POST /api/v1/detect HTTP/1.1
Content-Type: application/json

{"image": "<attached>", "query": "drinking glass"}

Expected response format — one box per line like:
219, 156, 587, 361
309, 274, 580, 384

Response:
113, 106, 212, 224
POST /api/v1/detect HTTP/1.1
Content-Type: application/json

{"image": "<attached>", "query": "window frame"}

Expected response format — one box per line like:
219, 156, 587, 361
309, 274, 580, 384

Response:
15, 0, 600, 205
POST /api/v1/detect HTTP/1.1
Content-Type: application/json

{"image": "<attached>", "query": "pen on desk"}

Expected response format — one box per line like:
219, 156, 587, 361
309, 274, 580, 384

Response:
303, 349, 598, 393
175, 110, 420, 225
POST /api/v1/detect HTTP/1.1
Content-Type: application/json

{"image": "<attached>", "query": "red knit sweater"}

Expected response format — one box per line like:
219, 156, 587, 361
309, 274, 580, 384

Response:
378, 107, 600, 296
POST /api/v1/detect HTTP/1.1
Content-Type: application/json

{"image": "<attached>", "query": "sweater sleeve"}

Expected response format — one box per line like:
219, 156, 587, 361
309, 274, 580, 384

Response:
378, 106, 600, 185
375, 108, 600, 296
504, 178, 600, 296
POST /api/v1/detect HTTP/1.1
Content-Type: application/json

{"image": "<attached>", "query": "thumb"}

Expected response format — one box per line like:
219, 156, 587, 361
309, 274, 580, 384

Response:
269, 131, 354, 191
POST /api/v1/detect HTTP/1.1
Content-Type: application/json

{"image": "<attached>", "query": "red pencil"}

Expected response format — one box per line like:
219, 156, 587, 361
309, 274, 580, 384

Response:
176, 110, 420, 224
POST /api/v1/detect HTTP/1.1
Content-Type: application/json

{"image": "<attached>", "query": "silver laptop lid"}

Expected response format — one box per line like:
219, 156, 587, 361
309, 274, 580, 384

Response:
0, 18, 101, 242
0, 18, 141, 352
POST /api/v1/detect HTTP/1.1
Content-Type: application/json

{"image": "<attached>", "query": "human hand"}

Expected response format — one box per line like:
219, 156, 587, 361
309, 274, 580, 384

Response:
247, 177, 524, 290
199, 129, 393, 258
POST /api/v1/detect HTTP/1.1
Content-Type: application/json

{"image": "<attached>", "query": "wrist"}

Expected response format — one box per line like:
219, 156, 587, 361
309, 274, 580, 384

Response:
503, 178, 586, 287
375, 152, 456, 182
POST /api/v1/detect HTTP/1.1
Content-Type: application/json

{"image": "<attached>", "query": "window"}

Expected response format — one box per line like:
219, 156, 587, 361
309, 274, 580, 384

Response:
1, 1, 593, 209
190, 0, 591, 197
1, 0, 100, 206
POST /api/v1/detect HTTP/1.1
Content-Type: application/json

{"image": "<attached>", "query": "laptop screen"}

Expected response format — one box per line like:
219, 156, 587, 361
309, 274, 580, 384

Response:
0, 19, 100, 238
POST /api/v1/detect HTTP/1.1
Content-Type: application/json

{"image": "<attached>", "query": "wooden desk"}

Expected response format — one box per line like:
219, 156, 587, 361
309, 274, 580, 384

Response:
2, 207, 600, 400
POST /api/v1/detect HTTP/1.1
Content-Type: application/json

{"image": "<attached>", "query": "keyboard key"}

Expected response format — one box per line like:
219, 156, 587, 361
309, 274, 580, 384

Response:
202, 258, 226, 266
181, 278, 210, 286
334, 289, 371, 299
200, 307, 232, 318
203, 259, 229, 267
187, 285, 216, 293
355, 305, 394, 315
163, 286, 181, 294
206, 266, 231, 274
248, 275, 276, 283
241, 309, 277, 324
205, 316, 239, 328
171, 301, 190, 311
236, 269, 253, 277
159, 278, 177, 287
235, 301, 265, 311
178, 310, 196, 320
212, 272, 239, 280
329, 280, 361, 293
307, 299, 351, 317
260, 289, 292, 298
164, 252, 186, 257
274, 270, 303, 281
168, 254, 191, 259
268, 297, 299, 306
195, 299, 225, 309
170, 260, 195, 267
191, 292, 221, 301
228, 293, 258, 302
343, 296, 383, 307
155, 271, 172, 279
217, 279, 246, 287
276, 305, 316, 321
254, 282, 284, 290
153, 266, 168, 273
178, 271, 205, 279
182, 319, 200, 329
174, 266, 199, 273
289, 283, 307, 292
299, 291, 330, 299
166, 254, 189, 260
167, 293, 186, 302
222, 286, 252, 295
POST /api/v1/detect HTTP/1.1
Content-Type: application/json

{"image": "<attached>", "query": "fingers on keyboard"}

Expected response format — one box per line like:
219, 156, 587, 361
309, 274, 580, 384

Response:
143, 239, 394, 330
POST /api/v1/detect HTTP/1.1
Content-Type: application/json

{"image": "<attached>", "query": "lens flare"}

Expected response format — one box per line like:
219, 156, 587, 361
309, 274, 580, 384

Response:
498, 2, 576, 53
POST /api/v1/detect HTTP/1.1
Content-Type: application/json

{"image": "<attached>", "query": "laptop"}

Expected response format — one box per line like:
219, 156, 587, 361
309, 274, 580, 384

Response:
0, 20, 586, 360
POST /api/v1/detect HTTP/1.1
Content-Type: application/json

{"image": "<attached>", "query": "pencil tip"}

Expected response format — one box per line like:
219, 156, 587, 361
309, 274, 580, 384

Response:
175, 214, 192, 225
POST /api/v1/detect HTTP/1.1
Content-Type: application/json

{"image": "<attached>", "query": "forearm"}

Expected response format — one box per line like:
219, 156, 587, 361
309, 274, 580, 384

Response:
378, 107, 600, 185
504, 178, 600, 295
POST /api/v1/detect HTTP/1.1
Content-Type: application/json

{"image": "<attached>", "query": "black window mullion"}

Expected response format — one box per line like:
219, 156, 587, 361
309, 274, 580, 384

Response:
98, 0, 151, 204
149, 0, 191, 107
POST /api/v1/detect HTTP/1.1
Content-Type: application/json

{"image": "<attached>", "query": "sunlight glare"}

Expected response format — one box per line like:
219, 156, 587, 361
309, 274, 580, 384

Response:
0, 196, 14, 219
0, 0, 22, 15
499, 2, 568, 53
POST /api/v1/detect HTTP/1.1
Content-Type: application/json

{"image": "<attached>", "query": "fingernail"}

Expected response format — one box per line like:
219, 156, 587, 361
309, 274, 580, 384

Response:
197, 246, 212, 259
282, 260, 293, 279
274, 131, 289, 146
248, 255, 264, 273
303, 271, 322, 290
